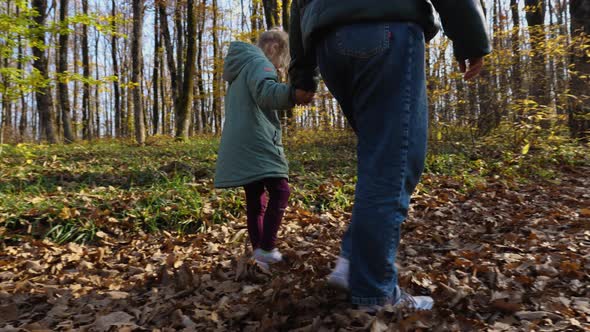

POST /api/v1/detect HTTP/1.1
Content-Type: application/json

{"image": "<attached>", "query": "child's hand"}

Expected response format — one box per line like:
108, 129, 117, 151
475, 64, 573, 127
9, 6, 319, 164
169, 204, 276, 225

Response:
295, 89, 315, 105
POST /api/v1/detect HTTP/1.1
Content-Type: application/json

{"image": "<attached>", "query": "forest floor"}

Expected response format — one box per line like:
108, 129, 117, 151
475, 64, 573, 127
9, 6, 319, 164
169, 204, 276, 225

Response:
0, 131, 589, 331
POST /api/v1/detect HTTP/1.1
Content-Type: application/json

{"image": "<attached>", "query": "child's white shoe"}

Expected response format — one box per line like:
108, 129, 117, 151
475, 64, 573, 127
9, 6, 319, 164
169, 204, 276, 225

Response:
253, 248, 283, 264
327, 256, 349, 290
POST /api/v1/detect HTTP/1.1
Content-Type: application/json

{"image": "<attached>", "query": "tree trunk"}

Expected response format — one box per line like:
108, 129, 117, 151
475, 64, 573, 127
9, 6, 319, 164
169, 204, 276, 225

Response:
132, 0, 146, 144
282, 0, 290, 32
153, 8, 160, 136
262, 0, 280, 29
158, 0, 179, 117
72, 0, 79, 136
175, 0, 197, 140
31, 0, 58, 143
94, 27, 101, 137
525, 0, 547, 104
1, 1, 13, 143
82, 0, 92, 140
17, 29, 27, 138
58, 0, 75, 142
111, 0, 121, 138
212, 0, 222, 133
251, 0, 263, 42
197, 0, 207, 132
510, 0, 523, 103
1, 1, 10, 143
569, 0, 590, 140
175, 0, 184, 92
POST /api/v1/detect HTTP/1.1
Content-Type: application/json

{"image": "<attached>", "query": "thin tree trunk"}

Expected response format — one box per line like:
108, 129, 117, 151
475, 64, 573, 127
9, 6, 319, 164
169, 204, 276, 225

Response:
212, 0, 222, 134
58, 0, 75, 142
569, 0, 590, 140
82, 0, 92, 140
153, 8, 160, 136
111, 0, 121, 138
31, 0, 58, 143
282, 0, 290, 32
16, 4, 27, 139
158, 0, 178, 113
175, 0, 184, 92
175, 0, 197, 140
525, 0, 547, 104
251, 0, 259, 41
262, 0, 279, 29
94, 27, 101, 138
1, 0, 10, 143
510, 0, 523, 104
72, 0, 79, 136
197, 0, 206, 132
18, 41, 27, 138
132, 0, 145, 144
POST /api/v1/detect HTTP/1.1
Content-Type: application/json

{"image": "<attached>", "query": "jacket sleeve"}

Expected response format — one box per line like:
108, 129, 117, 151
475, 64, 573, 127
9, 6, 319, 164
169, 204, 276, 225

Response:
247, 59, 295, 111
431, 0, 492, 60
288, 1, 320, 92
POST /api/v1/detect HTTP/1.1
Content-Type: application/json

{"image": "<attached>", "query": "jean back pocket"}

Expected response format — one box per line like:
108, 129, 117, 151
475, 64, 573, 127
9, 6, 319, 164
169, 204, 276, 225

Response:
335, 22, 390, 59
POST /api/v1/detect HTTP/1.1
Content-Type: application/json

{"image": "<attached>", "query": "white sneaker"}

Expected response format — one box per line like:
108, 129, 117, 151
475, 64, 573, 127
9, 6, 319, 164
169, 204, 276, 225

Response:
327, 256, 349, 290
359, 287, 434, 313
253, 248, 283, 264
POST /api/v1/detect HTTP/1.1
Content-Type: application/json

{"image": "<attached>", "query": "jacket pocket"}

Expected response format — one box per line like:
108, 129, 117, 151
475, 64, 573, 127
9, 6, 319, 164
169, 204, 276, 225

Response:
335, 22, 390, 59
273, 130, 283, 156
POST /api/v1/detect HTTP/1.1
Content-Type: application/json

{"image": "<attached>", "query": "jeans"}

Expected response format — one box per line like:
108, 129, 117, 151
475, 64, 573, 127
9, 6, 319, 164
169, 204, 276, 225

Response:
316, 21, 428, 305
244, 178, 290, 251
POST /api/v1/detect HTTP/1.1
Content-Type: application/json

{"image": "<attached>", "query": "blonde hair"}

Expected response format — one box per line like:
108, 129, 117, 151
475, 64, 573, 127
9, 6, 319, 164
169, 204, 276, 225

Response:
257, 28, 290, 71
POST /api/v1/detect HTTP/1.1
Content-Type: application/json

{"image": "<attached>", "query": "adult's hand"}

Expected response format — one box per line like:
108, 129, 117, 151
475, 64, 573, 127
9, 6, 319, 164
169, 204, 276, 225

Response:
459, 57, 484, 81
295, 89, 315, 105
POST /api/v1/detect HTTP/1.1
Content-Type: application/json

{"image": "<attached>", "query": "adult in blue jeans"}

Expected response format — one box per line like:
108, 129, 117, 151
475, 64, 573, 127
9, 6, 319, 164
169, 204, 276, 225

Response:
289, 1, 492, 312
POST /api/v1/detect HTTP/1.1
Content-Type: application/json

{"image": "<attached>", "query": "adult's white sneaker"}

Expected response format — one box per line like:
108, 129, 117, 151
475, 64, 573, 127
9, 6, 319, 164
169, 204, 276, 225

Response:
327, 256, 349, 290
359, 288, 434, 313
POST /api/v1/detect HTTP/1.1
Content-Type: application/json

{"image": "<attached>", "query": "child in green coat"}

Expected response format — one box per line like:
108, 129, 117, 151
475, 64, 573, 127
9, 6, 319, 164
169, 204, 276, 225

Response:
214, 29, 313, 265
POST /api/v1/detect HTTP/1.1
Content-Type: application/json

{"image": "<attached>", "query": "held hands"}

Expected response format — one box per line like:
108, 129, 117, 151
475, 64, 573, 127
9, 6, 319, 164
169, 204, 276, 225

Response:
294, 89, 315, 105
459, 57, 484, 81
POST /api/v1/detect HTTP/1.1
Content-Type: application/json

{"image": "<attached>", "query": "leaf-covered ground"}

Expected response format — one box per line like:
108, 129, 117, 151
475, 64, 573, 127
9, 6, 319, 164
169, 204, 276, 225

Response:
1, 132, 589, 331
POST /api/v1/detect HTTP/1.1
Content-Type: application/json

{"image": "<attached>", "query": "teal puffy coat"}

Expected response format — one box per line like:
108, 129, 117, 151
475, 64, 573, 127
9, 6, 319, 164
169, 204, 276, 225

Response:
214, 42, 295, 188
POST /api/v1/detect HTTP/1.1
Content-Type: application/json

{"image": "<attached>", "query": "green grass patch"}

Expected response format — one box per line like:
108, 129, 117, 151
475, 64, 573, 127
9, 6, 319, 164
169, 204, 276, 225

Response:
1, 130, 587, 243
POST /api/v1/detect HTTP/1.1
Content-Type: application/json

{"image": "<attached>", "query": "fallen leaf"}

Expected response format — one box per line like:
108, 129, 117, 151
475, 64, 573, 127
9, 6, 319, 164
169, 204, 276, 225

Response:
515, 311, 563, 321
93, 311, 135, 332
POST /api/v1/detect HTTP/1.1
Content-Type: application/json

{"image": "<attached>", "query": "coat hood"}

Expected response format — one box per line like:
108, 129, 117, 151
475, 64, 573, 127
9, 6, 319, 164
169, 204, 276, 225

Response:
223, 41, 267, 83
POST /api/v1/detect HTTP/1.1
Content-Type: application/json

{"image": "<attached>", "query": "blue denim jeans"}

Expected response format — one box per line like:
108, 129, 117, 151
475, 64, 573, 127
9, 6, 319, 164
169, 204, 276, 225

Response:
316, 21, 428, 305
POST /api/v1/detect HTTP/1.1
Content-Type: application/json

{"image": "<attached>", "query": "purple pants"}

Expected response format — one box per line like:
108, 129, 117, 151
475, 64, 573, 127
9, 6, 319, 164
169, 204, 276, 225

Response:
244, 178, 290, 251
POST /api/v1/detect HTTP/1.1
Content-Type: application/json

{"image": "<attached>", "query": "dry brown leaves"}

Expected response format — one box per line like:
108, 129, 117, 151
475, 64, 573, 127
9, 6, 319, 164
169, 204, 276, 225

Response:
1, 168, 589, 331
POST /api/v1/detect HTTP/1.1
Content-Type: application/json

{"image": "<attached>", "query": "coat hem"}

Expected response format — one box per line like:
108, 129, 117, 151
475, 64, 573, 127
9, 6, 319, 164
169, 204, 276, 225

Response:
214, 173, 289, 189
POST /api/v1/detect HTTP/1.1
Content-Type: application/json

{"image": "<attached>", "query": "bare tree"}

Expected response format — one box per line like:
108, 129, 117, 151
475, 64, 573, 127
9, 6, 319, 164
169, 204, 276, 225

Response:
262, 0, 279, 29
132, 0, 146, 144
197, 0, 207, 132
31, 0, 58, 143
158, 0, 179, 115
82, 0, 92, 140
510, 0, 523, 102
176, 0, 197, 139
111, 0, 121, 137
17, 4, 27, 138
153, 8, 161, 136
212, 0, 222, 133
569, 0, 590, 140
58, 0, 75, 142
282, 0, 290, 32
525, 0, 547, 103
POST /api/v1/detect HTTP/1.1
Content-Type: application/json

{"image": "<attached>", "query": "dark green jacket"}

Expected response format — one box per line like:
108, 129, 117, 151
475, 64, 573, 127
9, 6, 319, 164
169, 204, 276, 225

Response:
289, 0, 492, 91
214, 42, 294, 188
